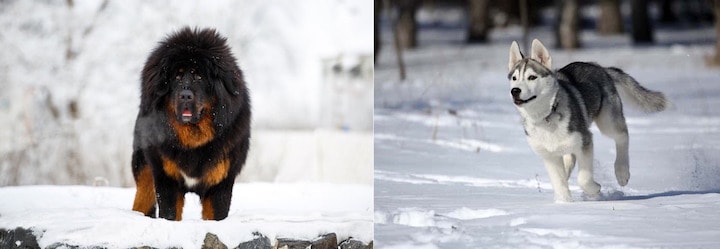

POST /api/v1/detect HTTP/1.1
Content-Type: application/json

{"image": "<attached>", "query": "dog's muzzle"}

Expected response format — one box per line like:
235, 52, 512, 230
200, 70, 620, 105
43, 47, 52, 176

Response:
510, 88, 536, 105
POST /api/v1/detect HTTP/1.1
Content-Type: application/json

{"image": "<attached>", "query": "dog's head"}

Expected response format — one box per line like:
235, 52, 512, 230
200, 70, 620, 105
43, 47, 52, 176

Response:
140, 27, 248, 127
168, 66, 211, 124
507, 39, 555, 107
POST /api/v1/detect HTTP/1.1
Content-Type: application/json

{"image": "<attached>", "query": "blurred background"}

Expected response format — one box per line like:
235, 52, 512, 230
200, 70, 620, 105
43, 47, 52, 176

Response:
0, 0, 373, 187
376, 0, 719, 66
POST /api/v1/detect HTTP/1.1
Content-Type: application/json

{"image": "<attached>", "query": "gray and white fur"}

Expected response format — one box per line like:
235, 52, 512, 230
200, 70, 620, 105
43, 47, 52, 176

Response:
508, 39, 668, 202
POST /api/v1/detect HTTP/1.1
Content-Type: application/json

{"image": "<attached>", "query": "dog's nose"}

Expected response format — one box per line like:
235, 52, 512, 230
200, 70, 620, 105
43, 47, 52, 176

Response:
510, 88, 521, 97
179, 90, 194, 102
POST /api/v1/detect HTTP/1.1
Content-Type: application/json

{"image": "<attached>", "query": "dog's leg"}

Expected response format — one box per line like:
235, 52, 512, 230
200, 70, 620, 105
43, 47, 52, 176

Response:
154, 174, 185, 221
613, 132, 630, 186
131, 150, 157, 217
151, 155, 186, 221
201, 176, 235, 221
595, 103, 631, 186
562, 154, 576, 180
577, 142, 601, 198
542, 155, 572, 202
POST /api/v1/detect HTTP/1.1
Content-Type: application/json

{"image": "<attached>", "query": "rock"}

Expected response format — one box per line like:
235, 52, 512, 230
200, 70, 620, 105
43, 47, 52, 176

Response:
46, 243, 79, 249
46, 243, 108, 249
275, 238, 311, 249
235, 232, 271, 249
202, 233, 228, 249
338, 238, 372, 249
311, 233, 337, 249
0, 227, 40, 249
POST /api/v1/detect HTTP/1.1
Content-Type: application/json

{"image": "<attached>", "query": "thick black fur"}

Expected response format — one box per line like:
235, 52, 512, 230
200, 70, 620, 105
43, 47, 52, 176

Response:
131, 27, 251, 221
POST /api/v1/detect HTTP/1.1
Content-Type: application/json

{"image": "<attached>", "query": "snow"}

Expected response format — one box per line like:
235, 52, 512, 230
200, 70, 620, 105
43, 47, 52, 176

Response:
0, 183, 373, 248
374, 12, 720, 248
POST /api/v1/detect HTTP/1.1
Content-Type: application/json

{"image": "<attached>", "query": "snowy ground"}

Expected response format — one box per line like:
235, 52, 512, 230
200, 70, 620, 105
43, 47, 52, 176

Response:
0, 183, 373, 248
374, 21, 720, 248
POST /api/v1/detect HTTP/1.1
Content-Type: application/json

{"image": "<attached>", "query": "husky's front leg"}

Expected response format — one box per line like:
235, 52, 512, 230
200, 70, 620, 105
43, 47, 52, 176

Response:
577, 143, 601, 198
541, 155, 572, 202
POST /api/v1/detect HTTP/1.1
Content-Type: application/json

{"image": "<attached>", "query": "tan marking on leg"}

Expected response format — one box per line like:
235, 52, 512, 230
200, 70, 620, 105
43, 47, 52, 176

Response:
175, 192, 185, 221
132, 166, 156, 215
201, 197, 214, 220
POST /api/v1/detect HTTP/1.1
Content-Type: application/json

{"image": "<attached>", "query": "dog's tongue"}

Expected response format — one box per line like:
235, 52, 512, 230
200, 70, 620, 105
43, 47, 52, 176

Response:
182, 109, 192, 117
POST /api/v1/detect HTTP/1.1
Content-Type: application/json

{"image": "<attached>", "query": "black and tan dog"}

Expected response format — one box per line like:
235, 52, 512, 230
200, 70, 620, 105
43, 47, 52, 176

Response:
131, 27, 251, 221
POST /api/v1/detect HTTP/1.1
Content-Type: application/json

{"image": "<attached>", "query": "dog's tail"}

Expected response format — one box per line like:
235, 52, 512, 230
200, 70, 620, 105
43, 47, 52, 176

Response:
606, 67, 668, 113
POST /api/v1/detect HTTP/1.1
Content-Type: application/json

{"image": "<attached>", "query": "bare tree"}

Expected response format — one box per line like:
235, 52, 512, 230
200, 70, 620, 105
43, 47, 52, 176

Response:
598, 0, 623, 35
556, 0, 580, 49
375, 0, 381, 62
467, 0, 491, 43
395, 0, 420, 49
710, 0, 720, 65
659, 0, 677, 23
631, 0, 654, 44
520, 0, 530, 51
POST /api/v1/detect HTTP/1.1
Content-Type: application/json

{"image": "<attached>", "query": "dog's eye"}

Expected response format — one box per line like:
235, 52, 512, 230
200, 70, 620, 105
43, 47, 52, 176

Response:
512, 76, 517, 81
528, 75, 537, 80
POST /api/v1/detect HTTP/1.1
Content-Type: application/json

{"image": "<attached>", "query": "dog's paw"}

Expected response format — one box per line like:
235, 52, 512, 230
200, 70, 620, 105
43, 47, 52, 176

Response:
554, 194, 573, 203
582, 192, 602, 201
615, 169, 630, 186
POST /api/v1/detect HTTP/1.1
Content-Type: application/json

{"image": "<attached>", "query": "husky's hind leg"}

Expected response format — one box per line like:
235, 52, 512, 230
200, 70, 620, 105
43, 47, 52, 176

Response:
595, 98, 630, 186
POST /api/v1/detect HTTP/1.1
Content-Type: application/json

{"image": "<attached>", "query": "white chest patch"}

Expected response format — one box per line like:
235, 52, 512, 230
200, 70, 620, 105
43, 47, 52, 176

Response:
180, 172, 200, 188
525, 121, 582, 156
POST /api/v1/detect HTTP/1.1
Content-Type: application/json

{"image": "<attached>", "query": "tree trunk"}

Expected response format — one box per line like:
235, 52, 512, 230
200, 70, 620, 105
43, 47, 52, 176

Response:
557, 0, 580, 49
631, 0, 654, 44
598, 0, 623, 34
659, 0, 677, 23
375, 0, 381, 62
711, 0, 720, 65
395, 0, 419, 49
520, 0, 530, 52
466, 0, 491, 43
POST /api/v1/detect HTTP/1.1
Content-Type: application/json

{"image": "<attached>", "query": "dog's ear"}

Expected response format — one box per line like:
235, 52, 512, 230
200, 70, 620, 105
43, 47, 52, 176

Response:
217, 70, 241, 96
508, 41, 523, 71
530, 39, 552, 68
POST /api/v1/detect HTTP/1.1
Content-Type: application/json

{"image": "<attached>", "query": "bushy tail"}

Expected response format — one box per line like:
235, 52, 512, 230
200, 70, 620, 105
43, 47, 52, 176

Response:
605, 67, 668, 113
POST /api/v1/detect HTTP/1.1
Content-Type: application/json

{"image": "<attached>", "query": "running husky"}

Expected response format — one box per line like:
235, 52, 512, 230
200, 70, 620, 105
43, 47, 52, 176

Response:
508, 39, 667, 202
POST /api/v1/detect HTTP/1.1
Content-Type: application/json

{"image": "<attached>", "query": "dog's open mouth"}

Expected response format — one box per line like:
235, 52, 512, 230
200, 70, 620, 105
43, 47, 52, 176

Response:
513, 95, 537, 105
181, 108, 193, 122
178, 105, 206, 124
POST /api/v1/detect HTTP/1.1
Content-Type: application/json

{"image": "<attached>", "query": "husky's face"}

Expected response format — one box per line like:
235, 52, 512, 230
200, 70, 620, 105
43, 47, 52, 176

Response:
507, 39, 555, 107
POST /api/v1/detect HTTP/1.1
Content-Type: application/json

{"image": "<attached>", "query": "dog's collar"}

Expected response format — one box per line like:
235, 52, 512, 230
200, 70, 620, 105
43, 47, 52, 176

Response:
543, 98, 559, 122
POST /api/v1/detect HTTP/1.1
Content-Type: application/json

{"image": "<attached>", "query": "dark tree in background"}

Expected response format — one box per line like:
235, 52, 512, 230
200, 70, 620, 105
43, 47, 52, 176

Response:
631, 0, 654, 44
395, 0, 420, 49
375, 0, 381, 62
467, 0, 491, 43
659, 0, 678, 23
556, 0, 580, 49
598, 0, 623, 35
711, 0, 720, 65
